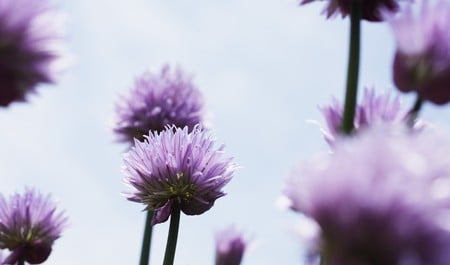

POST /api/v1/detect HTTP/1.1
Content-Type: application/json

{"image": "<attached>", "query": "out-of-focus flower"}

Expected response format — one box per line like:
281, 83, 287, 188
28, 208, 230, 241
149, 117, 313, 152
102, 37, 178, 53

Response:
0, 189, 67, 264
215, 226, 247, 265
123, 125, 236, 225
0, 0, 66, 107
320, 87, 420, 145
391, 1, 450, 105
301, 0, 399, 22
284, 125, 450, 265
114, 65, 205, 144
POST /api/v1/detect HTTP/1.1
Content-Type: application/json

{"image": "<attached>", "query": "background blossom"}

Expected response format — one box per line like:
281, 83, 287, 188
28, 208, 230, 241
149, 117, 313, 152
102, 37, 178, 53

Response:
319, 88, 420, 145
0, 189, 67, 264
0, 0, 66, 107
284, 125, 450, 265
391, 1, 450, 105
114, 65, 205, 144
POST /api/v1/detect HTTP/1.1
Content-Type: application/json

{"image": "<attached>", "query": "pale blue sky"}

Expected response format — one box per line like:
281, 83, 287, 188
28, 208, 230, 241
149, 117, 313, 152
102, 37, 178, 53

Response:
0, 0, 449, 265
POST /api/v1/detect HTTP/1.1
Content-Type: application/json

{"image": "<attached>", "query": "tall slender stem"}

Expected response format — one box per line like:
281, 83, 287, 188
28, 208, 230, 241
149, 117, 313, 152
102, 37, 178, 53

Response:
139, 210, 154, 265
18, 258, 25, 265
341, 1, 362, 134
162, 204, 181, 265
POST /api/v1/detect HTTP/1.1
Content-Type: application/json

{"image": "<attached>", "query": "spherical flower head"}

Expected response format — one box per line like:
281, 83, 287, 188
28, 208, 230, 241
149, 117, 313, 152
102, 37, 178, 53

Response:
0, 0, 66, 107
320, 87, 420, 145
391, 1, 450, 105
215, 226, 247, 265
301, 0, 399, 22
114, 65, 205, 144
0, 189, 67, 264
284, 125, 450, 265
123, 125, 236, 225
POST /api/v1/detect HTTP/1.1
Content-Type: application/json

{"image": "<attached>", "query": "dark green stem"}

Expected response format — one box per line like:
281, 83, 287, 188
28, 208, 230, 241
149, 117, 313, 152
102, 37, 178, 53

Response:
340, 1, 362, 134
139, 210, 154, 265
18, 258, 25, 265
162, 204, 181, 265
406, 96, 423, 127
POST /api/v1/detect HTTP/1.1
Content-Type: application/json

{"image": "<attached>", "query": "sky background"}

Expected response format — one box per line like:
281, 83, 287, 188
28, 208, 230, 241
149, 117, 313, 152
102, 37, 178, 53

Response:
1, 0, 450, 264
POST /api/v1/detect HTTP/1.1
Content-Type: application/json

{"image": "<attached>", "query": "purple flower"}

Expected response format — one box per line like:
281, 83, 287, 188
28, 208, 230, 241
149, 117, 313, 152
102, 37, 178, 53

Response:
215, 226, 247, 265
320, 87, 420, 145
122, 125, 236, 225
114, 65, 205, 144
0, 0, 66, 107
0, 189, 67, 264
391, 1, 450, 105
284, 125, 450, 265
301, 0, 399, 22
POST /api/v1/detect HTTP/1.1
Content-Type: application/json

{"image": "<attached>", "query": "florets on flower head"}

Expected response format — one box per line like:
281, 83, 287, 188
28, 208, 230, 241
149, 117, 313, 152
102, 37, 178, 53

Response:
284, 125, 450, 265
123, 125, 236, 225
215, 226, 247, 265
0, 189, 67, 264
301, 0, 399, 22
320, 87, 419, 145
391, 1, 450, 105
0, 0, 66, 107
114, 65, 205, 144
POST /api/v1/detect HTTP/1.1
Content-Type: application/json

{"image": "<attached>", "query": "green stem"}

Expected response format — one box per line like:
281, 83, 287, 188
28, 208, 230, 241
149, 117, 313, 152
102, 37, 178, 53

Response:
162, 204, 181, 265
406, 96, 423, 127
139, 210, 154, 265
18, 258, 25, 265
340, 1, 362, 135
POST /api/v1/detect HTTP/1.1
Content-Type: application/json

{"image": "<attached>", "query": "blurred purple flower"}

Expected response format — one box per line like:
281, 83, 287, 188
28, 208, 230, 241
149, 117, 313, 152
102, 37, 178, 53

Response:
320, 87, 420, 145
391, 1, 450, 105
0, 189, 67, 264
114, 65, 205, 144
215, 226, 247, 265
0, 0, 66, 107
123, 125, 236, 225
284, 125, 450, 265
301, 0, 399, 22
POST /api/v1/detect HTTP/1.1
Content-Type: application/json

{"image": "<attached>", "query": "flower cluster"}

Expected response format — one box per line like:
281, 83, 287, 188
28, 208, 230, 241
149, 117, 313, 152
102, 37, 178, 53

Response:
0, 0, 65, 107
391, 0, 450, 105
319, 87, 421, 145
122, 126, 236, 225
114, 65, 205, 144
0, 189, 67, 264
284, 125, 450, 265
301, 0, 400, 22
215, 226, 247, 265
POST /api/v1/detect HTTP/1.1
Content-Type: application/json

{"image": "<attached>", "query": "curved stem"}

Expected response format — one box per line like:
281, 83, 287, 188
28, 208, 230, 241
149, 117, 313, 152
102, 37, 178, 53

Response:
162, 204, 181, 265
406, 96, 423, 127
340, 1, 362, 135
139, 210, 154, 265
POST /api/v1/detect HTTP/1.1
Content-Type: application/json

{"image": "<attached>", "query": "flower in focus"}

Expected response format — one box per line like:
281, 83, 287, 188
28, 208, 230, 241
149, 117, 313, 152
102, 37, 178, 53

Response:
215, 226, 247, 265
320, 87, 420, 145
123, 125, 236, 225
0, 0, 66, 107
114, 65, 205, 144
284, 125, 450, 265
391, 1, 450, 105
301, 0, 399, 22
0, 189, 67, 264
